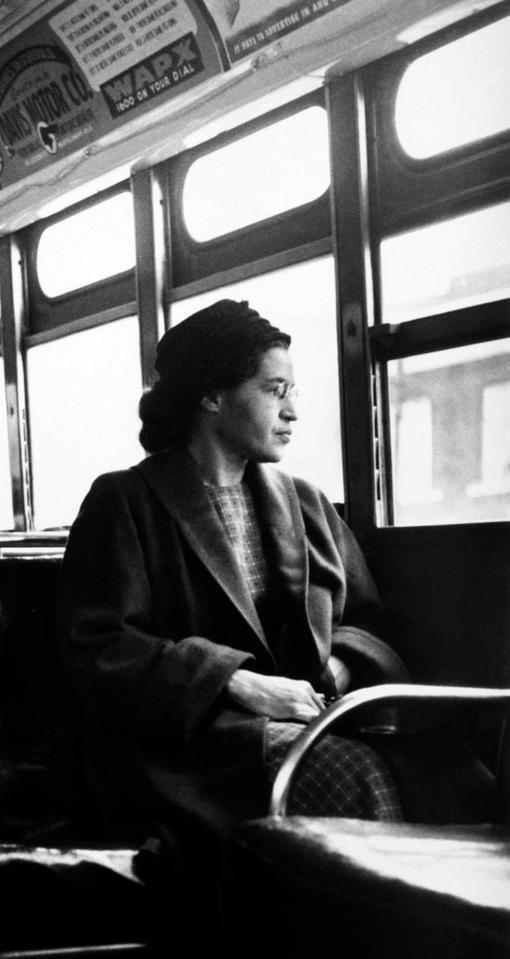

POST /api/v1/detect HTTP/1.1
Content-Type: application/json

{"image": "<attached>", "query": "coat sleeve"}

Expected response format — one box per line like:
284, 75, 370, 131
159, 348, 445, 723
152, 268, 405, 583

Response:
294, 479, 409, 688
57, 472, 254, 746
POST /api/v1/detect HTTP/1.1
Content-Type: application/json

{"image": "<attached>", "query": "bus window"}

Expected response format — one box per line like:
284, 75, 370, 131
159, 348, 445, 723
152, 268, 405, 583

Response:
27, 317, 142, 530
381, 200, 510, 323
36, 192, 135, 298
388, 338, 510, 525
468, 379, 510, 499
395, 13, 510, 158
0, 361, 14, 530
182, 105, 330, 241
170, 256, 343, 504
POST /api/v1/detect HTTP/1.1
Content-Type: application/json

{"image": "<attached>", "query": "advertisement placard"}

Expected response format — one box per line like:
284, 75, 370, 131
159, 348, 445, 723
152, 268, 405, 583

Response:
201, 0, 353, 63
0, 0, 222, 189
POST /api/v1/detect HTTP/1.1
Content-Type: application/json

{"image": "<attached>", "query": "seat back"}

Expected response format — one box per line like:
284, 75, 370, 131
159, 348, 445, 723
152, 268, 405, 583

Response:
497, 711, 510, 825
0, 555, 94, 840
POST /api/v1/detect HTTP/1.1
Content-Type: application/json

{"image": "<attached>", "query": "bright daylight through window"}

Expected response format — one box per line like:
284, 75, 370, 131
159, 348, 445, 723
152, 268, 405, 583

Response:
396, 14, 510, 158
381, 200, 510, 324
0, 362, 13, 529
389, 339, 510, 525
182, 105, 330, 241
37, 191, 135, 297
27, 318, 142, 530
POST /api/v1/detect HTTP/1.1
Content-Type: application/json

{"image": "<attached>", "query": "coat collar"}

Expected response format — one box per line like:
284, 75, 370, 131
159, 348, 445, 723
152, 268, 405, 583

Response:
134, 449, 308, 655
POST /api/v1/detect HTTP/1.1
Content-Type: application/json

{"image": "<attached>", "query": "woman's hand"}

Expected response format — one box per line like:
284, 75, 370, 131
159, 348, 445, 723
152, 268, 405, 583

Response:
226, 669, 326, 723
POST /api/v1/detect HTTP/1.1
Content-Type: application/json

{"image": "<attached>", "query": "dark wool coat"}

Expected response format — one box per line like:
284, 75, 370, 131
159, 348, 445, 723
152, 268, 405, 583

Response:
57, 448, 408, 844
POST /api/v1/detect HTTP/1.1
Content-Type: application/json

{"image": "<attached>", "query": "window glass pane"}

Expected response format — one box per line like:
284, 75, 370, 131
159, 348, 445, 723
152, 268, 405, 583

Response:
381, 201, 510, 323
474, 381, 510, 496
388, 338, 510, 525
27, 318, 142, 530
37, 192, 135, 297
183, 106, 330, 241
396, 15, 510, 158
0, 362, 14, 530
171, 257, 343, 504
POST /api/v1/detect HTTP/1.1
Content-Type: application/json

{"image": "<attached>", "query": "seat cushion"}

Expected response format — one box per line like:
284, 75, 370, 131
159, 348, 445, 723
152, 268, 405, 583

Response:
224, 817, 510, 958
0, 843, 172, 951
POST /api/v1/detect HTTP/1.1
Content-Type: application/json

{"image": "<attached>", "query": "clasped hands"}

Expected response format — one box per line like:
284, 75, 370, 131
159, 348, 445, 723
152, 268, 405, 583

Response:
226, 655, 351, 723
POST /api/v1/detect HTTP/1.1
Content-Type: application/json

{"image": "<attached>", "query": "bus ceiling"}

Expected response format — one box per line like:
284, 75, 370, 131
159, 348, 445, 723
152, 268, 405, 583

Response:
0, 0, 503, 233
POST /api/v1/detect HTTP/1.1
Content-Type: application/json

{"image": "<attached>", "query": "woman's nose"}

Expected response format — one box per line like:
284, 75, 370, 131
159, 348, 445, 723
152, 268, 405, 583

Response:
280, 395, 298, 421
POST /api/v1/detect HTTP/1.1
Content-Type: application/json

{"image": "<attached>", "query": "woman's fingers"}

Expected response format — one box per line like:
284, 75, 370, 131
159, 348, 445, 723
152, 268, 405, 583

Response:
227, 670, 328, 720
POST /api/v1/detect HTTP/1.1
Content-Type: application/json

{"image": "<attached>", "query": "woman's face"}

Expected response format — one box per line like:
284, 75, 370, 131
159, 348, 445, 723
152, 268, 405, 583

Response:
211, 346, 298, 464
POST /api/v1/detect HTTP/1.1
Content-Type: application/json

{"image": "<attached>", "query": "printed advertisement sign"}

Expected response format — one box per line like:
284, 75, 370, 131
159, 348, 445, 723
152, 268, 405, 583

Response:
50, 0, 203, 117
0, 0, 222, 189
0, 41, 95, 172
0, 0, 353, 190
202, 0, 353, 63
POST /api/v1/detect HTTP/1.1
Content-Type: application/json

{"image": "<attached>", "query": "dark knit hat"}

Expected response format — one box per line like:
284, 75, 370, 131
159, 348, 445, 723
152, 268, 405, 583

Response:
139, 299, 290, 451
155, 298, 288, 389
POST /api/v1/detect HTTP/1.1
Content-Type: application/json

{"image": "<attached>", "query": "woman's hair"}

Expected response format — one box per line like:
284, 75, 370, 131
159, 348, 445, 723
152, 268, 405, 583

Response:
139, 299, 291, 452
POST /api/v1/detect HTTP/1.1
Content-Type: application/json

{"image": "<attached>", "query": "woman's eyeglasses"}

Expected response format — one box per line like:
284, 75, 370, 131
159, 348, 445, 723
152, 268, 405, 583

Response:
270, 381, 298, 401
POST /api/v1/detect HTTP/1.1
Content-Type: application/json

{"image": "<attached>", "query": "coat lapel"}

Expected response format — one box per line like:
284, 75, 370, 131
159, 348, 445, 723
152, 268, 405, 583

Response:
136, 450, 270, 650
247, 462, 308, 607
135, 450, 322, 672
248, 464, 325, 675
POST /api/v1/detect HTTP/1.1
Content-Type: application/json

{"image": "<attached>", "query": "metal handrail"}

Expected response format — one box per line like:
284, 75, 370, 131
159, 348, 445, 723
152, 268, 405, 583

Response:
270, 683, 510, 816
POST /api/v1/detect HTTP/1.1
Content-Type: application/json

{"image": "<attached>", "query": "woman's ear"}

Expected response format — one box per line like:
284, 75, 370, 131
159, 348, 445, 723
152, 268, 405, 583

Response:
200, 392, 222, 413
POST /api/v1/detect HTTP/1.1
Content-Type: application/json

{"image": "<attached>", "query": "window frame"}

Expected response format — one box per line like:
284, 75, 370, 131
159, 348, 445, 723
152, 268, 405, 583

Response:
365, 2, 510, 238
327, 3, 510, 537
364, 3, 510, 532
163, 88, 332, 296
24, 182, 137, 338
2, 178, 154, 534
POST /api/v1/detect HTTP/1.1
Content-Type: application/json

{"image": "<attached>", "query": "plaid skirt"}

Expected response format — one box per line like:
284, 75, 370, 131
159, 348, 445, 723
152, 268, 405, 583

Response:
265, 721, 402, 821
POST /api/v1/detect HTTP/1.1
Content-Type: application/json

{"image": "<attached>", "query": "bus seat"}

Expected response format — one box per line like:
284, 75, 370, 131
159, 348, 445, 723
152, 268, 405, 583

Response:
223, 684, 510, 958
497, 714, 510, 826
0, 556, 186, 955
2, 556, 509, 955
0, 844, 173, 953
0, 555, 98, 843
224, 817, 510, 958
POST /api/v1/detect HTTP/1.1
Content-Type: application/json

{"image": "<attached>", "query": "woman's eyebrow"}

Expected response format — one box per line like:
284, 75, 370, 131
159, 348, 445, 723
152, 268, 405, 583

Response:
261, 376, 292, 385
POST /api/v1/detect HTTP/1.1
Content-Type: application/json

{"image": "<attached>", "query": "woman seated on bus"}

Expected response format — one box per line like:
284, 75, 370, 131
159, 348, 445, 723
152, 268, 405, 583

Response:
56, 299, 415, 851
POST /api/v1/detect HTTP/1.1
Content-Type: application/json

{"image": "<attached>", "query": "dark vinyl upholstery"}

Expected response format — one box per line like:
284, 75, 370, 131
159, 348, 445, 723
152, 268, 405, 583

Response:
224, 817, 510, 959
0, 557, 178, 953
